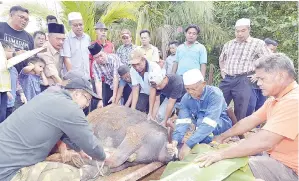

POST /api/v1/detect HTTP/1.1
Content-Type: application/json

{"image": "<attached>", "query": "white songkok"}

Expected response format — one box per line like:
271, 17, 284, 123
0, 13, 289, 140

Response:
68, 12, 83, 21
148, 67, 166, 85
235, 18, 250, 27
183, 69, 204, 85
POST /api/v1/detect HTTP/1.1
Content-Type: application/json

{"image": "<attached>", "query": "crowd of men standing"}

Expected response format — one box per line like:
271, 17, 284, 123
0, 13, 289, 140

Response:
0, 5, 297, 181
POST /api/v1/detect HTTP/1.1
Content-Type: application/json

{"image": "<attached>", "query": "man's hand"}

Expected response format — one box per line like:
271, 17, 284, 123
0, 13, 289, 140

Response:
147, 113, 155, 121
167, 141, 178, 157
61, 149, 74, 163
20, 93, 27, 104
213, 135, 226, 144
194, 151, 223, 167
7, 92, 13, 100
79, 151, 92, 160
16, 50, 26, 55
108, 96, 115, 104
221, 70, 226, 79
179, 143, 191, 160
247, 74, 257, 83
97, 100, 103, 108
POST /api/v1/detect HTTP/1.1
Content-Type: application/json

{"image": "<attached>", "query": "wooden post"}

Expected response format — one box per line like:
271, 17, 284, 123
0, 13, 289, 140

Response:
117, 162, 164, 181
207, 64, 215, 85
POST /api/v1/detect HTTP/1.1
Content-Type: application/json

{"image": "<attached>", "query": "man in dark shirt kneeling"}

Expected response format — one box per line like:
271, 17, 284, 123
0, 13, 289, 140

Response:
0, 77, 106, 181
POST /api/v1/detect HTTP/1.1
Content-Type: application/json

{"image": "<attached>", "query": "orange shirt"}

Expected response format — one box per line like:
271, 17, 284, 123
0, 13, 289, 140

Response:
253, 81, 299, 174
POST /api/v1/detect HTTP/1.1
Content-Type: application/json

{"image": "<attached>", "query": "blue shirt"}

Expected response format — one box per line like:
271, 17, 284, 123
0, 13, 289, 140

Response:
119, 79, 132, 88
172, 85, 232, 148
19, 70, 41, 101
7, 67, 18, 108
61, 31, 91, 80
175, 41, 207, 75
130, 60, 160, 95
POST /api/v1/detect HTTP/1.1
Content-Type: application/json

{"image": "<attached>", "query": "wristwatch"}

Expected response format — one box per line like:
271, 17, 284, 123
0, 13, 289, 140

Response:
12, 52, 16, 57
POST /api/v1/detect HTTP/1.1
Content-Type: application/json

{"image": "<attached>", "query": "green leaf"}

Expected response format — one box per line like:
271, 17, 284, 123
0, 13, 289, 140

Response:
159, 144, 255, 181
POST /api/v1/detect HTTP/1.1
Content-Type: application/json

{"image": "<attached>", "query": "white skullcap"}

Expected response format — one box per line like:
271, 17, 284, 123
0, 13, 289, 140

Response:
148, 67, 166, 85
183, 69, 204, 85
235, 18, 250, 27
68, 12, 83, 21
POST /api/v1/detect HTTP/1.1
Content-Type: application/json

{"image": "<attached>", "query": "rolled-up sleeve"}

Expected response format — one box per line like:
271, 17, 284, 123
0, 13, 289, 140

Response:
60, 110, 106, 161
61, 36, 71, 58
172, 94, 192, 143
199, 45, 207, 64
130, 67, 139, 86
185, 93, 224, 148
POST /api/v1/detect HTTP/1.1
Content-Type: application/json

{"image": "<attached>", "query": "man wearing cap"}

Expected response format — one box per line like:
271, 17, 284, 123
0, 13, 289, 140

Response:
172, 24, 207, 77
0, 77, 106, 181
62, 12, 91, 80
138, 29, 160, 63
148, 67, 186, 124
116, 29, 137, 65
115, 65, 133, 106
37, 23, 66, 87
219, 18, 271, 122
264, 38, 278, 53
129, 47, 161, 113
89, 42, 121, 107
170, 69, 232, 160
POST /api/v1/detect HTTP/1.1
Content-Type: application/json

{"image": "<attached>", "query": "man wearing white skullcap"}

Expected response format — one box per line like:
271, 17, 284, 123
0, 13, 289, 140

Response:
61, 12, 91, 81
147, 67, 186, 124
168, 69, 232, 160
219, 18, 271, 123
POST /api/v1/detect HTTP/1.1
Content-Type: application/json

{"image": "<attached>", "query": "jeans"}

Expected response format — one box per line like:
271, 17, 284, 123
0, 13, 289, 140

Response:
0, 92, 8, 123
219, 75, 252, 121
156, 98, 181, 123
246, 88, 267, 116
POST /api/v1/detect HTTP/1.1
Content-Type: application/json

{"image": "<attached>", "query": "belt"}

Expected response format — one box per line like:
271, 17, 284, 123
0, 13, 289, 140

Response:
226, 71, 254, 78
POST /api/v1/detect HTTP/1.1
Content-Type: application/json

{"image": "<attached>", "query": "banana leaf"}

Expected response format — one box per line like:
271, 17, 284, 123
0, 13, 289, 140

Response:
159, 144, 255, 181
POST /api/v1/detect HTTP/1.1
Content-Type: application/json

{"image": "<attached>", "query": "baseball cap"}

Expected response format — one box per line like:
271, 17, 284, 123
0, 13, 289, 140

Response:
148, 67, 166, 85
129, 48, 145, 64
65, 77, 100, 99
183, 69, 204, 85
94, 22, 108, 30
63, 70, 85, 80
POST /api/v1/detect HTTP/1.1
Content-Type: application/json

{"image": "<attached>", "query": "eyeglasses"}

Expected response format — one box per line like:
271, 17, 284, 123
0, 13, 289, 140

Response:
72, 23, 83, 28
82, 94, 91, 103
16, 14, 29, 22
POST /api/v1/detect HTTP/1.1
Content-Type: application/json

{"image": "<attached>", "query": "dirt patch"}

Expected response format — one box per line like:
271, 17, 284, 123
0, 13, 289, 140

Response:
126, 124, 147, 147
99, 164, 146, 181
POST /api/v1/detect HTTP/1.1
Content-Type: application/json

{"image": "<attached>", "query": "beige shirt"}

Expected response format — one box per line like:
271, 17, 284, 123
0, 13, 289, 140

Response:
38, 41, 63, 85
139, 44, 159, 63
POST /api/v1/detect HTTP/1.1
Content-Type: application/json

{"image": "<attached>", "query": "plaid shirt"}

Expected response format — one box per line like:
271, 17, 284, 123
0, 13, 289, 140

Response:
116, 44, 137, 65
219, 37, 271, 76
92, 54, 122, 89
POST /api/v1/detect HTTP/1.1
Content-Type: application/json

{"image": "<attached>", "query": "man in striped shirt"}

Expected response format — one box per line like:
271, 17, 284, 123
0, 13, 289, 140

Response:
219, 18, 271, 121
89, 42, 122, 107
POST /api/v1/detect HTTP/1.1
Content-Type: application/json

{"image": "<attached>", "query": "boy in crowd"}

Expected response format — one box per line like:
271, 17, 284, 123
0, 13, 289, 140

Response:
19, 57, 48, 101
115, 65, 132, 106
165, 41, 179, 74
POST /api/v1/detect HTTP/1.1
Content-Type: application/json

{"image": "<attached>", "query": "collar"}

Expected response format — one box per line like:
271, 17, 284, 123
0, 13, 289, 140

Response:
70, 30, 85, 38
187, 85, 207, 101
96, 40, 111, 47
184, 41, 199, 46
140, 44, 153, 50
145, 60, 149, 72
275, 81, 298, 101
124, 43, 133, 47
44, 41, 59, 55
233, 36, 252, 43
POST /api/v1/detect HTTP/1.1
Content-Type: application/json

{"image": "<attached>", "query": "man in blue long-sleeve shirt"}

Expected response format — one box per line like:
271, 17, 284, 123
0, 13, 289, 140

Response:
0, 77, 106, 181
171, 69, 232, 160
